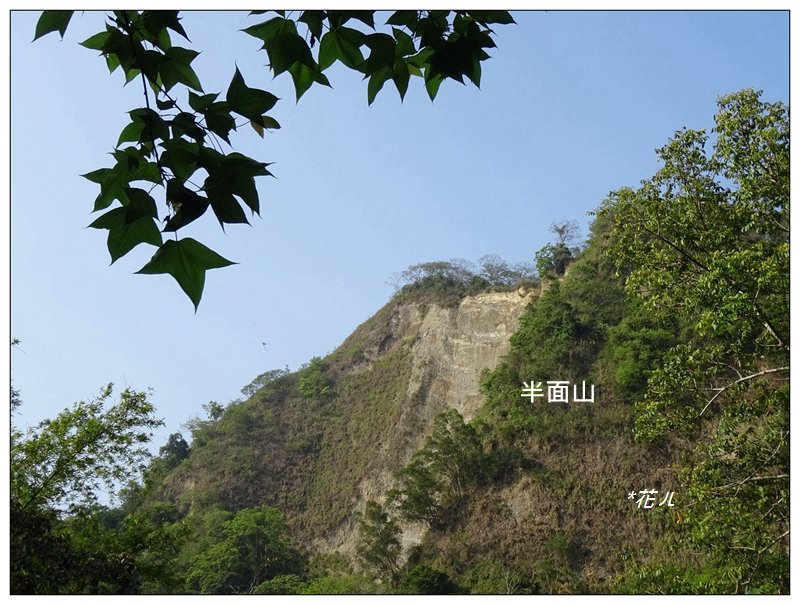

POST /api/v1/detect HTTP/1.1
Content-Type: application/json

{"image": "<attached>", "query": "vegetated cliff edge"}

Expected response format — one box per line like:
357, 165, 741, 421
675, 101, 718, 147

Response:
156, 287, 538, 557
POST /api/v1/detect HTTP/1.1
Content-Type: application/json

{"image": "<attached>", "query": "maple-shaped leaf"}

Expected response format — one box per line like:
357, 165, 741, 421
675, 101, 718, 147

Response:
136, 238, 235, 310
88, 188, 162, 263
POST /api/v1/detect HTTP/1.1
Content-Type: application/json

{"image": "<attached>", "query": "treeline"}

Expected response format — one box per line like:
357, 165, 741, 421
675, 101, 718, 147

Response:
388, 221, 584, 307
389, 255, 538, 305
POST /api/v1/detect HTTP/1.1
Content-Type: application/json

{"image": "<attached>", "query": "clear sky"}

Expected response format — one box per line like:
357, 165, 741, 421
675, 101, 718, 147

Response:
8, 9, 790, 451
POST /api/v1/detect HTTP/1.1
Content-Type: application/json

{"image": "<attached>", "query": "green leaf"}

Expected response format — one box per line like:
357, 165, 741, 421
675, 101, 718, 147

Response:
392, 59, 410, 101
203, 102, 236, 144
392, 28, 416, 57
33, 11, 74, 40
188, 91, 219, 112
425, 72, 444, 101
452, 13, 471, 37
147, 10, 188, 40
141, 10, 188, 45
127, 108, 170, 143
226, 67, 279, 122
467, 10, 516, 25
124, 67, 141, 84
386, 10, 420, 29
105, 53, 120, 74
298, 10, 325, 40
407, 47, 434, 69
232, 179, 260, 215
428, 41, 473, 84
163, 181, 210, 232
328, 10, 375, 29
242, 16, 295, 48
82, 167, 127, 211
250, 115, 281, 138
90, 26, 130, 71
108, 147, 162, 191
406, 63, 422, 78
243, 18, 329, 99
170, 112, 205, 142
137, 12, 172, 51
418, 13, 449, 48
210, 194, 250, 229
203, 153, 270, 215
156, 97, 176, 111
263, 31, 314, 75
196, 145, 224, 172
189, 95, 235, 142
137, 48, 166, 84
260, 116, 281, 130
367, 67, 392, 105
87, 188, 162, 263
160, 47, 203, 92
363, 33, 396, 75
348, 11, 376, 28
136, 238, 235, 310
159, 138, 199, 181
288, 62, 330, 101
82, 168, 112, 186
80, 29, 111, 51
466, 57, 482, 88
117, 120, 146, 147
319, 27, 365, 71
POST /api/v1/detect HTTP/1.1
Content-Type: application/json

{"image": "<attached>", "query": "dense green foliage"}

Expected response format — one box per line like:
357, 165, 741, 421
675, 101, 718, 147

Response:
399, 563, 464, 594
601, 89, 789, 593
11, 89, 788, 594
534, 242, 573, 278
11, 385, 162, 514
35, 9, 514, 308
388, 409, 494, 526
10, 385, 179, 594
534, 220, 581, 278
184, 506, 303, 594
240, 366, 290, 399
356, 501, 402, 585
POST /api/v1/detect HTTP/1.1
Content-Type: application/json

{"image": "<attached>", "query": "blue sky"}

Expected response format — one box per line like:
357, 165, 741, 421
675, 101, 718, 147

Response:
8, 10, 790, 451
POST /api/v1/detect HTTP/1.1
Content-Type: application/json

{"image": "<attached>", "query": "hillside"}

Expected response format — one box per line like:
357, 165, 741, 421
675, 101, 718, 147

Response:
12, 89, 788, 595
150, 286, 538, 552
131, 229, 691, 594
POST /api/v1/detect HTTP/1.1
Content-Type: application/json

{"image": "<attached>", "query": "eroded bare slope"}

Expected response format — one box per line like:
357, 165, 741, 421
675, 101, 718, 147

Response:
315, 289, 537, 555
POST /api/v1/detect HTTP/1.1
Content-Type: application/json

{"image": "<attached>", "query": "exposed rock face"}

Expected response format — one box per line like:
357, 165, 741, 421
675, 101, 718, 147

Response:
407, 291, 536, 421
314, 290, 537, 558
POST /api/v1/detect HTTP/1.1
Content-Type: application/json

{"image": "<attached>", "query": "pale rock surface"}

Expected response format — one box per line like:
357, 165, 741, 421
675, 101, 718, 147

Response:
313, 289, 537, 559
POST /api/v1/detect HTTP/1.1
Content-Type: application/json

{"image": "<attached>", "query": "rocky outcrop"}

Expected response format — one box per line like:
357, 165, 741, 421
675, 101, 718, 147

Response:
314, 289, 537, 558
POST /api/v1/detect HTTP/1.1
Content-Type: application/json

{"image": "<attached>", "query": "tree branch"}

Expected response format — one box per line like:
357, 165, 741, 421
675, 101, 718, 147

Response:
699, 366, 789, 417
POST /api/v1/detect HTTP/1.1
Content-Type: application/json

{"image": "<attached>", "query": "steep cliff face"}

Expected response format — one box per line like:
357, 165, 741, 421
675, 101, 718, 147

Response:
315, 289, 537, 555
406, 291, 536, 422
159, 288, 538, 558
